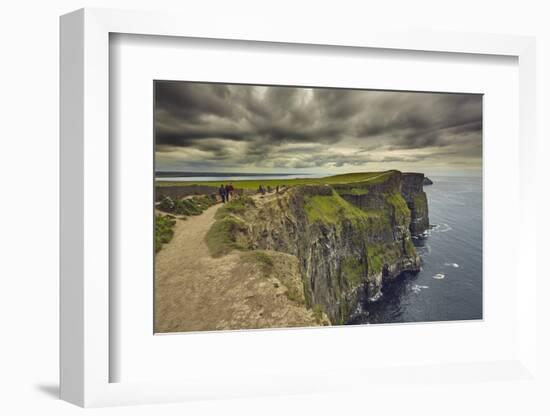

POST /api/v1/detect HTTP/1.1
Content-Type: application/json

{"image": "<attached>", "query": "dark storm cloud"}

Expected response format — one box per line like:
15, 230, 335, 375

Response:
355, 93, 482, 148
155, 81, 235, 121
155, 81, 482, 171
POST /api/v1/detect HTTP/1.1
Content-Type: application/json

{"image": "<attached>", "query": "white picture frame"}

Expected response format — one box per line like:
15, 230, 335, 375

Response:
60, 7, 537, 407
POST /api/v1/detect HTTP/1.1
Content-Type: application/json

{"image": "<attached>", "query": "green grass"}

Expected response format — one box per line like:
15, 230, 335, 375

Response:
304, 190, 383, 225
155, 214, 176, 253
215, 196, 256, 220
205, 216, 248, 257
346, 187, 370, 196
404, 237, 416, 257
205, 197, 257, 257
301, 182, 416, 280
241, 250, 274, 274
386, 192, 411, 223
366, 244, 385, 276
341, 256, 365, 287
312, 304, 326, 323
304, 191, 362, 224
192, 195, 218, 211
413, 193, 428, 214
158, 195, 217, 216
156, 170, 398, 190
365, 242, 406, 276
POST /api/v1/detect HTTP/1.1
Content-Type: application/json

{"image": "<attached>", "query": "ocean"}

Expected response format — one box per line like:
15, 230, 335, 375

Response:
351, 176, 483, 324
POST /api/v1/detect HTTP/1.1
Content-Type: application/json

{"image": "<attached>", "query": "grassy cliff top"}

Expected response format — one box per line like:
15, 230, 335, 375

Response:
304, 190, 374, 225
156, 170, 399, 190
303, 188, 410, 227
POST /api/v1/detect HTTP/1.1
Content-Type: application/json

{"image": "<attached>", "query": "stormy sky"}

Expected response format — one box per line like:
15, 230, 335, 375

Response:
155, 81, 482, 176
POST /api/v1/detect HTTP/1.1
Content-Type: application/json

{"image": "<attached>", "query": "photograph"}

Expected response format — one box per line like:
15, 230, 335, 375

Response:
153, 81, 483, 333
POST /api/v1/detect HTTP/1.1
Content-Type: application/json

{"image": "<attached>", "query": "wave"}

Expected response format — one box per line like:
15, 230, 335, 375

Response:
368, 291, 383, 302
432, 273, 445, 280
444, 262, 460, 268
411, 284, 429, 294
428, 223, 453, 234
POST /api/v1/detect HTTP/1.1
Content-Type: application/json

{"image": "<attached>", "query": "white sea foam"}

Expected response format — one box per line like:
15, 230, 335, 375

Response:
433, 273, 445, 280
444, 262, 460, 268
411, 284, 429, 294
368, 291, 383, 302
428, 223, 453, 234
437, 223, 453, 232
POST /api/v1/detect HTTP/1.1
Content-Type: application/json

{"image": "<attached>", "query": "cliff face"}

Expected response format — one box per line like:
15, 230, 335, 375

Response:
230, 170, 429, 324
401, 173, 430, 235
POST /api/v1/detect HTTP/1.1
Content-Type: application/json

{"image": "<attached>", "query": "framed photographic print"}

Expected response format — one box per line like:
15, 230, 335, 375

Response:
60, 8, 538, 408
152, 80, 483, 333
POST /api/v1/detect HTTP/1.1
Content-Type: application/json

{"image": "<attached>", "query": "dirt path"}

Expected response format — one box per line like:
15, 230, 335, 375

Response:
155, 202, 319, 333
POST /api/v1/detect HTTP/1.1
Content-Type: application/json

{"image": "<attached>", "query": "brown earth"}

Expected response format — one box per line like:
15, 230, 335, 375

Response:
154, 202, 322, 333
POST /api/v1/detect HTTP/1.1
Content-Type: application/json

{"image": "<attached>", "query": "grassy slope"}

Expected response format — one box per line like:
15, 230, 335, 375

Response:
304, 190, 384, 225
205, 196, 256, 257
158, 194, 217, 216
156, 170, 397, 190
155, 214, 176, 253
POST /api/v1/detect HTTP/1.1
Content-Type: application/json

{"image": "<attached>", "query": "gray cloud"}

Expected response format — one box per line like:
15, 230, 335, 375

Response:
155, 81, 482, 173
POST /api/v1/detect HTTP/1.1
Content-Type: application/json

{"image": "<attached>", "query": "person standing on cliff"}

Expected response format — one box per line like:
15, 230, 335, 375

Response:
219, 184, 227, 203
225, 183, 231, 201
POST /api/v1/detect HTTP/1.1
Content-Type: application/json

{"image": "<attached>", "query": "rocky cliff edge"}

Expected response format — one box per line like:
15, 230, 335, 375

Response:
209, 170, 429, 324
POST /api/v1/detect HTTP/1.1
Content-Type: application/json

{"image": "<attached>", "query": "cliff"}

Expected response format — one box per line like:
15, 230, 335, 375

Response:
401, 173, 430, 235
210, 170, 429, 324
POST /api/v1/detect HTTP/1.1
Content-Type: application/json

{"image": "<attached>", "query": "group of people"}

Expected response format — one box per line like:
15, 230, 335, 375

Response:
257, 184, 280, 196
218, 182, 285, 203
218, 183, 235, 203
